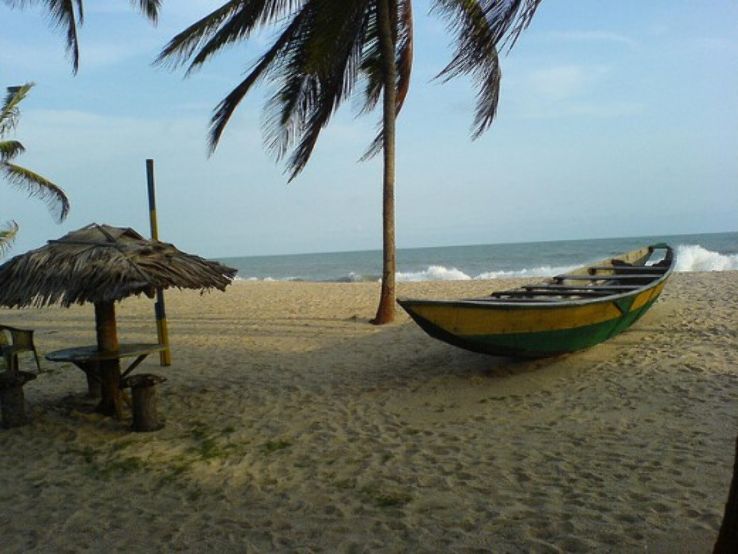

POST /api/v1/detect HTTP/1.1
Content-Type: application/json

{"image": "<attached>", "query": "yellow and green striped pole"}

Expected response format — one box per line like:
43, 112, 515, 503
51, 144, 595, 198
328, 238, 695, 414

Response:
146, 159, 172, 366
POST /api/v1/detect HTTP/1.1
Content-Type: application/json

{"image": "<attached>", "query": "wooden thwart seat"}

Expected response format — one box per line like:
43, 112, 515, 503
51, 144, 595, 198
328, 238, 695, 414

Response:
523, 284, 642, 292
587, 266, 667, 274
553, 274, 661, 282
469, 296, 560, 303
491, 289, 614, 298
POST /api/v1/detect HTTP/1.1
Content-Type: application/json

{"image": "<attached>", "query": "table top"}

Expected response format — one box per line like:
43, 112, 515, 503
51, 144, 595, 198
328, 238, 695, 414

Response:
45, 343, 166, 363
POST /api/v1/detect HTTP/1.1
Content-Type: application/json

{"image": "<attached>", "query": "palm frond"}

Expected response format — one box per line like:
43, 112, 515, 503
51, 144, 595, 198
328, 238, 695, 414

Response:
155, 0, 246, 70
0, 140, 25, 162
2, 163, 70, 222
208, 5, 315, 152
42, 0, 83, 73
430, 0, 542, 137
132, 0, 160, 22
483, 0, 543, 51
431, 0, 502, 138
5, 0, 161, 72
359, 0, 413, 160
191, 0, 317, 74
163, 0, 538, 179
0, 221, 19, 258
0, 83, 33, 136
263, 0, 374, 179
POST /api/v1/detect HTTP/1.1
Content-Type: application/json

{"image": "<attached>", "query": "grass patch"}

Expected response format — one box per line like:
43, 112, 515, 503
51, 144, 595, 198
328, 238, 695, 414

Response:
157, 462, 193, 488
360, 484, 412, 508
261, 439, 291, 454
82, 456, 146, 481
110, 439, 134, 452
187, 423, 244, 461
334, 478, 356, 490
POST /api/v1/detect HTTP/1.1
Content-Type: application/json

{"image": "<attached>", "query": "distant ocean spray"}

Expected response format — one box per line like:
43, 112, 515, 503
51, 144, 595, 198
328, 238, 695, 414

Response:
218, 232, 738, 283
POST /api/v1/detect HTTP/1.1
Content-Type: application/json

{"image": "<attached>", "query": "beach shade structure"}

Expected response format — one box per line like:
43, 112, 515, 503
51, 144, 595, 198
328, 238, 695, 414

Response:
0, 223, 237, 418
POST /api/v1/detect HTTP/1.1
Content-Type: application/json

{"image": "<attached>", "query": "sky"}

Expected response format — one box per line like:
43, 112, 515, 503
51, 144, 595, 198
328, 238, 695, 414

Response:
1, 1, 737, 258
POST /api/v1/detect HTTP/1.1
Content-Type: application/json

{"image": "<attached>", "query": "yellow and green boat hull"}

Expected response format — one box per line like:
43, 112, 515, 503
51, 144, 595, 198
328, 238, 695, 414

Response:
398, 281, 667, 357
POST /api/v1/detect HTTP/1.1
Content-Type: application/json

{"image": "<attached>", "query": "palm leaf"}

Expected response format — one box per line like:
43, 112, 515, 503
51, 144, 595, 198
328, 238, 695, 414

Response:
162, 0, 538, 177
0, 83, 33, 136
432, 0, 502, 138
2, 163, 70, 222
265, 0, 373, 177
155, 0, 246, 70
132, 0, 160, 22
43, 0, 83, 73
0, 220, 19, 257
0, 140, 25, 162
208, 4, 316, 153
359, 0, 413, 160
4, 0, 161, 72
482, 0, 543, 51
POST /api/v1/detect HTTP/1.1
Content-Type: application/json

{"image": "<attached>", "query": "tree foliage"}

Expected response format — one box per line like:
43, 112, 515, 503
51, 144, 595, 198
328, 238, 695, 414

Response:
1, 84, 69, 254
158, 0, 542, 179
2, 0, 161, 73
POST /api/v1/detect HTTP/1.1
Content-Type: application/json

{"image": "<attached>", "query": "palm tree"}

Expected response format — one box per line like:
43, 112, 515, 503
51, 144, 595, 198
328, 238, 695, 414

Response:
1, 83, 69, 255
158, 0, 542, 323
2, 0, 161, 73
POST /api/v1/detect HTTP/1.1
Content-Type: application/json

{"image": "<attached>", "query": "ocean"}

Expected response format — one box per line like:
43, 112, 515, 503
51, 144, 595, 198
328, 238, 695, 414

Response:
218, 231, 738, 283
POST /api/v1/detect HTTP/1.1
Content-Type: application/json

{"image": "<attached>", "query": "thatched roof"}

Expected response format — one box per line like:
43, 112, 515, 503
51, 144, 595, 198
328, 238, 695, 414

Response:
0, 223, 237, 308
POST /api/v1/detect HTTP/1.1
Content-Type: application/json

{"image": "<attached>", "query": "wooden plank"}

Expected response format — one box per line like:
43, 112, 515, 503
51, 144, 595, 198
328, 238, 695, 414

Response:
466, 296, 560, 303
553, 274, 661, 281
491, 290, 613, 298
475, 297, 562, 303
587, 266, 667, 273
523, 284, 642, 291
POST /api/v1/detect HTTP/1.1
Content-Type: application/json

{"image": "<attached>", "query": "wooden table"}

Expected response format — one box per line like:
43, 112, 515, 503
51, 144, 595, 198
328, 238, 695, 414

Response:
45, 343, 166, 414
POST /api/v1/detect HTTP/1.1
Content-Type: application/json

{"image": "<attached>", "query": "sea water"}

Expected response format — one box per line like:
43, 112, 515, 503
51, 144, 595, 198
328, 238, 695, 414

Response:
218, 231, 738, 282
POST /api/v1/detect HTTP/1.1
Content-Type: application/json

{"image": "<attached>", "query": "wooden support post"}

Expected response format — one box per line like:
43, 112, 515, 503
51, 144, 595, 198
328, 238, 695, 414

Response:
82, 364, 102, 398
146, 159, 172, 367
94, 301, 123, 419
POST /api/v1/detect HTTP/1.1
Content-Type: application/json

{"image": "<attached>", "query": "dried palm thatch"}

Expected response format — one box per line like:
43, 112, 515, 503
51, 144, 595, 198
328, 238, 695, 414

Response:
0, 223, 237, 308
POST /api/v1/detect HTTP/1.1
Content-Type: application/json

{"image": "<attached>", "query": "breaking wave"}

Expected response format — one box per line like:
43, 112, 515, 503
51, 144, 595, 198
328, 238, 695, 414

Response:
395, 264, 579, 282
675, 244, 738, 272
230, 243, 737, 283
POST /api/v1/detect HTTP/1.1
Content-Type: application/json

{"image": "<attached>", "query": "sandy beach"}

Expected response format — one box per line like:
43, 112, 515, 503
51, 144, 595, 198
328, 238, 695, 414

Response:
0, 271, 736, 552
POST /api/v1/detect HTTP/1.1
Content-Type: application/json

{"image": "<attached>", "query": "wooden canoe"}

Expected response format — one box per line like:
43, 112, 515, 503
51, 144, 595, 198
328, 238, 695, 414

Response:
397, 244, 674, 357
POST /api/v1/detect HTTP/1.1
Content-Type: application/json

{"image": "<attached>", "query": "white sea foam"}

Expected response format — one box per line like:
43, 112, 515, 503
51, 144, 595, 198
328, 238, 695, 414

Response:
475, 265, 579, 280
335, 272, 374, 283
675, 244, 738, 272
234, 275, 281, 282
396, 264, 578, 282
396, 265, 472, 282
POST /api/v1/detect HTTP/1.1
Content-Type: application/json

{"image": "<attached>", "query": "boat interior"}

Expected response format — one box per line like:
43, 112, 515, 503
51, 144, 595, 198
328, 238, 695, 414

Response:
471, 246, 674, 303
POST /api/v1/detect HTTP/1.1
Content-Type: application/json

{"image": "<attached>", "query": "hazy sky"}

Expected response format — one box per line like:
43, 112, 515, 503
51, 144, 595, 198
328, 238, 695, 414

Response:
2, 1, 736, 258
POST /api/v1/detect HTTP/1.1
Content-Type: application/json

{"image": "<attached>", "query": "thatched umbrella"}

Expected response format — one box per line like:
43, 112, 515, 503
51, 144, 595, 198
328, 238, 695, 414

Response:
0, 223, 237, 417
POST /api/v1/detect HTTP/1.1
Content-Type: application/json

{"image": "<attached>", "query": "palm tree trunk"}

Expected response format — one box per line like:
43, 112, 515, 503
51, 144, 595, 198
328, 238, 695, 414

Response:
372, 0, 397, 325
94, 301, 124, 419
714, 434, 738, 552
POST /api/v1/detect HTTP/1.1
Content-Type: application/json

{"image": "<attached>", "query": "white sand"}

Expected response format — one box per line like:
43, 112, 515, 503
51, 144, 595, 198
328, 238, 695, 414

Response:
0, 272, 736, 552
